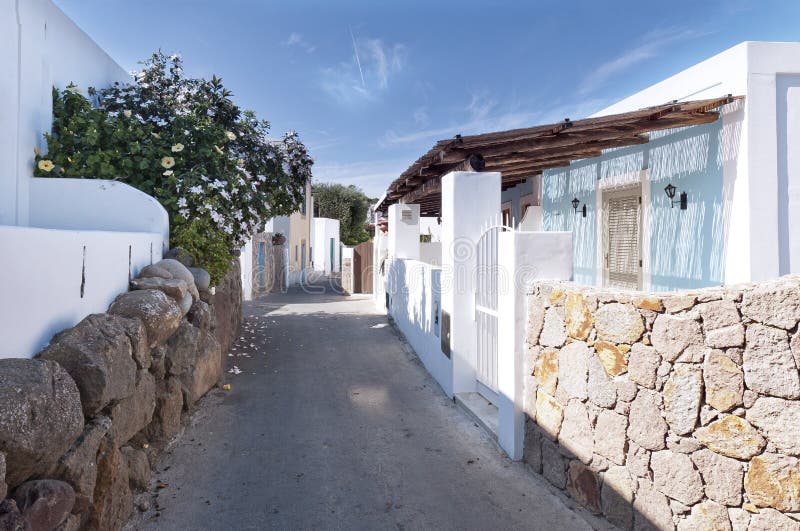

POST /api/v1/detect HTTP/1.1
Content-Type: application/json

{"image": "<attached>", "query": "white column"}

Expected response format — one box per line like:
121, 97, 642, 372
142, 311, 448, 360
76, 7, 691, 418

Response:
441, 171, 501, 395
388, 203, 420, 260
373, 211, 388, 309
497, 231, 573, 460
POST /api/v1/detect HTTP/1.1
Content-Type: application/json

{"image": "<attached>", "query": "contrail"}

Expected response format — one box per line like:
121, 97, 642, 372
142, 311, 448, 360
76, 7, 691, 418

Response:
349, 26, 365, 87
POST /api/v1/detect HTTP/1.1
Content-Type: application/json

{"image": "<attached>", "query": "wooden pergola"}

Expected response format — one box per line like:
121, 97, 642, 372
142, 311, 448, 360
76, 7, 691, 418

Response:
377, 95, 742, 217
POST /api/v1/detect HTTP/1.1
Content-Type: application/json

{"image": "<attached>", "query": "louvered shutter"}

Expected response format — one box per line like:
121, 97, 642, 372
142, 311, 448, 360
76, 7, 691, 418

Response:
605, 195, 641, 290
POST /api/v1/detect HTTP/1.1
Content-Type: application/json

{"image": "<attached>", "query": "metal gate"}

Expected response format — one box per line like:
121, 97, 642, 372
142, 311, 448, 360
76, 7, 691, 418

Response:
475, 221, 513, 402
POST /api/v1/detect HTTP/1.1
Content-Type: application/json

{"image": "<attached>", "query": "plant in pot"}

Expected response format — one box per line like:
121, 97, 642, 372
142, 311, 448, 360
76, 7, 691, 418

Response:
272, 233, 286, 246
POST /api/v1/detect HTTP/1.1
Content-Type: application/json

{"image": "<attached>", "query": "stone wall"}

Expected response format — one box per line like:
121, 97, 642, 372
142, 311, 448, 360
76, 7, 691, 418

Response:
212, 259, 243, 355
524, 275, 800, 531
0, 252, 242, 531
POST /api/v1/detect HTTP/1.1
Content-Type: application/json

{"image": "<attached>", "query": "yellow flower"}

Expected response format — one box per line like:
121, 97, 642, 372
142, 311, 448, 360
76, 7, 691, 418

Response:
163, 170, 174, 176
214, 145, 224, 155
38, 159, 55, 172
171, 143, 184, 153
160, 156, 175, 169
123, 110, 132, 118
33, 147, 41, 156
225, 131, 236, 141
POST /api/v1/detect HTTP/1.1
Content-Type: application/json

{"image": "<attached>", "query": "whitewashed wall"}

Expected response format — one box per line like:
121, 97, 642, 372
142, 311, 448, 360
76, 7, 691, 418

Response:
0, 0, 130, 226
595, 41, 800, 284
0, 226, 164, 359
0, 2, 170, 359
240, 240, 254, 301
386, 259, 451, 397
311, 217, 340, 274
419, 242, 442, 266
29, 178, 169, 242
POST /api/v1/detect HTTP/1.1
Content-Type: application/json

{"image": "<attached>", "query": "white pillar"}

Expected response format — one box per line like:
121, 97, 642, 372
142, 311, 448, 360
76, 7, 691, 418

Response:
497, 231, 573, 460
373, 211, 388, 310
388, 203, 420, 260
441, 171, 501, 395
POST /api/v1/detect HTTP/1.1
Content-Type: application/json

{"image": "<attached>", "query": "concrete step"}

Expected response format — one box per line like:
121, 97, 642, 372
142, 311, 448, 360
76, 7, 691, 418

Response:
455, 392, 499, 441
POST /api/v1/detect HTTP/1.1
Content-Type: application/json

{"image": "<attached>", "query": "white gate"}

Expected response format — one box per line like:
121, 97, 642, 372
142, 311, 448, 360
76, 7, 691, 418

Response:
475, 220, 514, 403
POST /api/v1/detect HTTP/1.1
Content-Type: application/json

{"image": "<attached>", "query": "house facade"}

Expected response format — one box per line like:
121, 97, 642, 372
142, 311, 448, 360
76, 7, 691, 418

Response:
371, 40, 800, 464
240, 181, 314, 296
501, 41, 800, 291
311, 217, 341, 275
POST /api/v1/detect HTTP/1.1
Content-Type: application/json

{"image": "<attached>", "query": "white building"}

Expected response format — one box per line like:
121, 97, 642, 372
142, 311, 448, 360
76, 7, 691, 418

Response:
240, 182, 314, 297
311, 217, 340, 275
0, 0, 168, 359
501, 41, 800, 291
372, 41, 800, 460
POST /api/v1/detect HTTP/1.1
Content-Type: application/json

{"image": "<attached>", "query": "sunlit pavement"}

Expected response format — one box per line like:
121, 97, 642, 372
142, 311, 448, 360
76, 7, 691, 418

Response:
127, 278, 595, 530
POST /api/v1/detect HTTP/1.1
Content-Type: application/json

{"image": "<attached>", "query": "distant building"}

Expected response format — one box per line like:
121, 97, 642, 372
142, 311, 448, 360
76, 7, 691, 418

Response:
311, 217, 341, 275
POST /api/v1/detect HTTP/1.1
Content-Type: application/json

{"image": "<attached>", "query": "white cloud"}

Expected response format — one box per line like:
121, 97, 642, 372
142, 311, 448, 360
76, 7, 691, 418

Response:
379, 93, 611, 148
284, 32, 315, 53
321, 33, 406, 105
413, 107, 429, 127
579, 27, 706, 96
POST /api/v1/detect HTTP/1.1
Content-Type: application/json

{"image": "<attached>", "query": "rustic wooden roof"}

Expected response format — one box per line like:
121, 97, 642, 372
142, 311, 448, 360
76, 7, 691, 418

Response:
377, 95, 742, 217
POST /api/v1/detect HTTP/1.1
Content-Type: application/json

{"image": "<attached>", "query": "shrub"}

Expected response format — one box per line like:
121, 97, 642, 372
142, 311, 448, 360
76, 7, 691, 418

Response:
34, 52, 312, 284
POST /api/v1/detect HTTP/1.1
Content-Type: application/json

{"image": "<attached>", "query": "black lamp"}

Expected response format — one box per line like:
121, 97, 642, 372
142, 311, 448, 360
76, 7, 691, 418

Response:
571, 197, 587, 218
664, 184, 687, 210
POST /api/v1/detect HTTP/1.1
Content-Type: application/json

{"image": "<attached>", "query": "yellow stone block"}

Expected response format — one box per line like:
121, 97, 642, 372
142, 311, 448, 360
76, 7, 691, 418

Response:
594, 340, 628, 377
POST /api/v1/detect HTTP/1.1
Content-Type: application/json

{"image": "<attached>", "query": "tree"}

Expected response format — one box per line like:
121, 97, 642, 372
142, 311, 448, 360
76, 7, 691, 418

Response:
313, 183, 375, 246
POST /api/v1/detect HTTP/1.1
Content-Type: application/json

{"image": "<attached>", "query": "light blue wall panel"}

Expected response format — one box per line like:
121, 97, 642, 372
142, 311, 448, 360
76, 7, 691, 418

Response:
542, 119, 726, 291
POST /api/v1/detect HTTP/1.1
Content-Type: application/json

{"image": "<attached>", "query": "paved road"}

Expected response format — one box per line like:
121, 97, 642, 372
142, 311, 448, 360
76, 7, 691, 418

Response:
128, 279, 594, 530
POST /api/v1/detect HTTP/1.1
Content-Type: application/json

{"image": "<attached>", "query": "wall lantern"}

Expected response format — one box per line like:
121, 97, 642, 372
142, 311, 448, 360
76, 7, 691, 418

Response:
664, 184, 687, 210
571, 197, 587, 218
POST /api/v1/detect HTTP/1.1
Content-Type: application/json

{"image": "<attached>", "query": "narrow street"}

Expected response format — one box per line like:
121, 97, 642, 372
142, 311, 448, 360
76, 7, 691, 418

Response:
128, 279, 593, 530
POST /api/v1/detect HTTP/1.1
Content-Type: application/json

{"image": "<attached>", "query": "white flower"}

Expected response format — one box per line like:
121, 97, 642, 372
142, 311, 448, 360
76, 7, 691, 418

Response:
162, 170, 174, 176
225, 131, 236, 141
123, 110, 132, 118
177, 198, 187, 208
171, 143, 184, 153
160, 156, 175, 169
189, 185, 203, 194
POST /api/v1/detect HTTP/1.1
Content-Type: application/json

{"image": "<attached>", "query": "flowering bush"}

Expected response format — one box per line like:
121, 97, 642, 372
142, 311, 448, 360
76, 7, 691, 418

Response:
34, 52, 312, 283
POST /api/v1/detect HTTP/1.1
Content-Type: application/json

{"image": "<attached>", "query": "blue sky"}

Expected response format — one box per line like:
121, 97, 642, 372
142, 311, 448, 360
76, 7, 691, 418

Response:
55, 0, 800, 199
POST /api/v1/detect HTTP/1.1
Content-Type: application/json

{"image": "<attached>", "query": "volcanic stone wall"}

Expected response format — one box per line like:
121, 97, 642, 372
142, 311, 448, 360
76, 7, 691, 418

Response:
0, 255, 242, 531
524, 275, 800, 530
